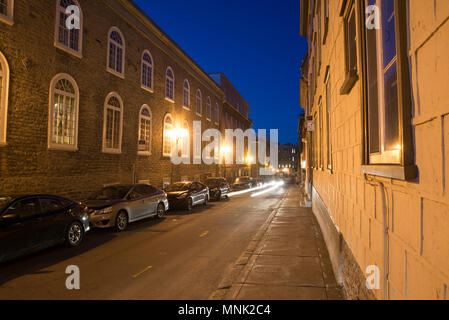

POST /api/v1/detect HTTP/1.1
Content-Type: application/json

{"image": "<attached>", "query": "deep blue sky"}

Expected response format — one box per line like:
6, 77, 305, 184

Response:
134, 0, 308, 145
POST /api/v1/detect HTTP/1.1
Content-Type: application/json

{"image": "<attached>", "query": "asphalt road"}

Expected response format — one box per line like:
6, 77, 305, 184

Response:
0, 185, 288, 300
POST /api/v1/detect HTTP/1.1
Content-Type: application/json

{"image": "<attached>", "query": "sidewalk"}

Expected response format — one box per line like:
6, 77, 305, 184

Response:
211, 186, 344, 300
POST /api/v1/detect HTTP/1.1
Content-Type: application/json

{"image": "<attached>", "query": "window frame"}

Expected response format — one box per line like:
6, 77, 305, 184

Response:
0, 0, 13, 25
141, 50, 154, 92
162, 113, 173, 158
48, 73, 80, 152
165, 67, 175, 103
54, 0, 83, 58
206, 97, 212, 121
102, 92, 124, 154
323, 0, 329, 44
214, 103, 219, 125
183, 79, 190, 109
195, 89, 202, 117
138, 104, 152, 156
359, 0, 416, 180
106, 27, 125, 79
324, 66, 333, 172
318, 96, 324, 170
0, 50, 10, 146
340, 0, 359, 95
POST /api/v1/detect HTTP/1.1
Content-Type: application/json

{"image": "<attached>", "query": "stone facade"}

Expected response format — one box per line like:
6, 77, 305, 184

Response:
300, 0, 449, 300
0, 0, 252, 199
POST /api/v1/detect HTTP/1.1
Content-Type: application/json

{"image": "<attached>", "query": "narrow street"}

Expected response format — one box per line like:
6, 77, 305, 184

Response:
0, 185, 288, 300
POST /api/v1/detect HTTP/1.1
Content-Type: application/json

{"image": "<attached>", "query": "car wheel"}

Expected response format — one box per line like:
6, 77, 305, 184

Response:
204, 195, 209, 206
186, 198, 193, 211
115, 211, 128, 232
156, 203, 165, 219
66, 221, 84, 247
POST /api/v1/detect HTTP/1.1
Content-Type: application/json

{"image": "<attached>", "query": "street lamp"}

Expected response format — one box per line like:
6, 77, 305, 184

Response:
220, 143, 232, 180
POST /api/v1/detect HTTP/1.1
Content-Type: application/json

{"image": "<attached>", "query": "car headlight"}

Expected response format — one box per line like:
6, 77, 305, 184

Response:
94, 207, 113, 216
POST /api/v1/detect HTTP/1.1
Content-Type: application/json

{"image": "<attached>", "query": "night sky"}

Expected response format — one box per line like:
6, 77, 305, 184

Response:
133, 0, 308, 145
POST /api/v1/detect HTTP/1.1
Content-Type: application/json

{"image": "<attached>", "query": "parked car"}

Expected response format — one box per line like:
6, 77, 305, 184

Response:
0, 195, 90, 263
204, 177, 230, 201
165, 182, 209, 211
232, 177, 255, 191
85, 184, 168, 232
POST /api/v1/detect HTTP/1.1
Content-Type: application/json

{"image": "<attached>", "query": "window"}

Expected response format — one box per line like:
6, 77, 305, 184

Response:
165, 67, 174, 102
323, 0, 329, 44
0, 0, 13, 25
196, 90, 202, 116
102, 93, 123, 154
325, 68, 333, 170
138, 105, 152, 155
141, 50, 153, 91
361, 0, 415, 180
183, 80, 190, 108
230, 116, 234, 129
48, 74, 79, 151
40, 198, 66, 213
107, 27, 125, 77
6, 198, 40, 219
162, 114, 173, 157
206, 97, 211, 121
340, 0, 358, 94
55, 0, 82, 57
215, 103, 219, 124
0, 50, 9, 145
319, 97, 324, 169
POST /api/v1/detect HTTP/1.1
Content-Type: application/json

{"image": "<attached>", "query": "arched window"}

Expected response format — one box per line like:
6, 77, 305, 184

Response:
138, 105, 152, 155
162, 114, 173, 157
55, 0, 83, 57
165, 67, 174, 101
103, 93, 123, 153
141, 50, 153, 91
48, 74, 79, 151
215, 103, 219, 124
183, 79, 190, 108
107, 27, 125, 77
206, 97, 212, 120
0, 0, 14, 25
0, 50, 10, 145
196, 89, 202, 116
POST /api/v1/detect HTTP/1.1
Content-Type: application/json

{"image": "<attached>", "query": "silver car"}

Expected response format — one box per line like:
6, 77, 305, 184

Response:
85, 184, 169, 232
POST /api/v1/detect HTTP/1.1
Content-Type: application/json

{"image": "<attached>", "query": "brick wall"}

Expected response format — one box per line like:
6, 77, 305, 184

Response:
302, 0, 449, 300
0, 0, 249, 199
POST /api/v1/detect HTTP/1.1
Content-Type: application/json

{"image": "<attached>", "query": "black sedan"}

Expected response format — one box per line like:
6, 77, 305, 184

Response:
0, 195, 90, 263
232, 177, 255, 191
204, 177, 230, 201
165, 182, 209, 211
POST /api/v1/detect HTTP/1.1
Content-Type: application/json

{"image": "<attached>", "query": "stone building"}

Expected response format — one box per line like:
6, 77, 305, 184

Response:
0, 0, 251, 199
278, 143, 299, 175
300, 0, 449, 299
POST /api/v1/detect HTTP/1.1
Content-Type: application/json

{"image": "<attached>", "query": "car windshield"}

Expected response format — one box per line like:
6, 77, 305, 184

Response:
165, 183, 190, 192
88, 186, 131, 200
235, 178, 249, 183
205, 179, 219, 187
0, 196, 12, 212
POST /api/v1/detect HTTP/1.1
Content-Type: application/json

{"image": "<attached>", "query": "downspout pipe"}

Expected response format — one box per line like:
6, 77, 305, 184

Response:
378, 181, 389, 300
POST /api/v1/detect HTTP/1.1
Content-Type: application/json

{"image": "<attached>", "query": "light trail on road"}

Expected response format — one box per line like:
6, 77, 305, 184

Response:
227, 181, 283, 198
251, 181, 285, 197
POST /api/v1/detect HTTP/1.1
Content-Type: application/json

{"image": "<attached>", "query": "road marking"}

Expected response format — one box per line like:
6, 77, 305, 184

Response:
200, 231, 209, 238
132, 266, 153, 279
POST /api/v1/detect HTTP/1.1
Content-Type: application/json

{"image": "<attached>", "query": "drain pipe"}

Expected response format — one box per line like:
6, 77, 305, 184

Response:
366, 178, 389, 300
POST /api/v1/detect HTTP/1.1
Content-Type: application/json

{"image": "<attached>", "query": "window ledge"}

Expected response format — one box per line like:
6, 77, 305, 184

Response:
54, 42, 83, 59
141, 86, 154, 94
0, 15, 14, 26
361, 165, 418, 181
102, 149, 122, 155
340, 70, 358, 95
48, 144, 79, 152
165, 97, 175, 104
138, 151, 151, 157
106, 68, 125, 80
182, 106, 191, 111
0, 141, 7, 147
196, 113, 202, 117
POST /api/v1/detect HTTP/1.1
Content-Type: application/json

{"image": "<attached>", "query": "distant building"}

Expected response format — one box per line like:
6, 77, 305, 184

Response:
300, 0, 449, 299
278, 143, 298, 175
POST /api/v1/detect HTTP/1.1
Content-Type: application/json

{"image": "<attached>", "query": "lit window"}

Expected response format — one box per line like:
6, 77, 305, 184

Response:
138, 105, 151, 155
163, 114, 173, 157
165, 67, 174, 101
141, 50, 153, 91
107, 27, 125, 77
206, 97, 211, 120
183, 80, 190, 108
0, 50, 10, 145
196, 90, 202, 116
103, 93, 123, 153
49, 74, 79, 151
0, 0, 13, 25
215, 103, 219, 124
55, 0, 82, 57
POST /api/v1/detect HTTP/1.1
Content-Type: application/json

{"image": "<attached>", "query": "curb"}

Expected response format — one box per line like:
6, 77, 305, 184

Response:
209, 192, 288, 300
